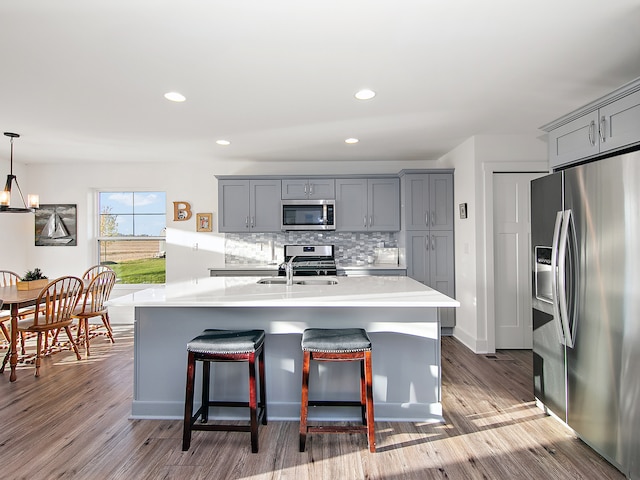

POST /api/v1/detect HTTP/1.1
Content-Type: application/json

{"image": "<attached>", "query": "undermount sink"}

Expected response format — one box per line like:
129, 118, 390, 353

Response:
296, 279, 338, 285
256, 278, 288, 285
256, 278, 338, 286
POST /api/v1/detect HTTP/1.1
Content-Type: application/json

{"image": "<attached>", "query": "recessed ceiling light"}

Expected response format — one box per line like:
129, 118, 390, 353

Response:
345, 138, 359, 144
164, 92, 186, 102
354, 89, 376, 100
216, 140, 231, 146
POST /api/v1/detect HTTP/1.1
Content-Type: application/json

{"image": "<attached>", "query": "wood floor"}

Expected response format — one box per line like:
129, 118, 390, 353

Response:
0, 327, 624, 479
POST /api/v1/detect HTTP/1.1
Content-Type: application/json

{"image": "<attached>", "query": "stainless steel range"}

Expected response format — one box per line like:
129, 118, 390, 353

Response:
278, 245, 337, 276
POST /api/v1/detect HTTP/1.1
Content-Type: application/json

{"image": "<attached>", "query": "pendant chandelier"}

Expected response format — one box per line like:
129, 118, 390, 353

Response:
0, 132, 39, 213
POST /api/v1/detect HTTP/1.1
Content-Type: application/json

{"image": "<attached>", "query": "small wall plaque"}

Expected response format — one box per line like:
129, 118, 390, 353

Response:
459, 203, 468, 219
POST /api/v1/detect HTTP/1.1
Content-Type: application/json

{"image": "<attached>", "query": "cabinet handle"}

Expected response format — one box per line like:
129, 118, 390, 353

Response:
431, 211, 435, 227
588, 120, 596, 146
251, 216, 255, 228
431, 235, 436, 251
309, 184, 314, 196
245, 216, 249, 228
425, 212, 429, 227
425, 236, 429, 251
599, 116, 606, 143
369, 216, 373, 227
304, 184, 308, 195
364, 216, 368, 227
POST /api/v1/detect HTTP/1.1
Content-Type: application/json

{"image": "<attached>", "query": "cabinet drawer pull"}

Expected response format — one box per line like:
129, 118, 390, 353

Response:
599, 116, 606, 143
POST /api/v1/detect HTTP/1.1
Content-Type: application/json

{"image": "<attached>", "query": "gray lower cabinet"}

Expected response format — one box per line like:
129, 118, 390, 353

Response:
546, 84, 640, 169
218, 179, 281, 232
335, 178, 400, 231
281, 178, 335, 199
406, 230, 455, 327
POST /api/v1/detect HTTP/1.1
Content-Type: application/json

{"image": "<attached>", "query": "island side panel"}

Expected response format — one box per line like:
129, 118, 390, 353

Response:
133, 305, 442, 422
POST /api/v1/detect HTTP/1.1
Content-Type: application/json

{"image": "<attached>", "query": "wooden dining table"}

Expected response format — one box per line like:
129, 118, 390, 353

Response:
0, 284, 42, 382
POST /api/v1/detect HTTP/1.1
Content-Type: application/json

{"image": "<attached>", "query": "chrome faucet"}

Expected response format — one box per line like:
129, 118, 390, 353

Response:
285, 256, 297, 285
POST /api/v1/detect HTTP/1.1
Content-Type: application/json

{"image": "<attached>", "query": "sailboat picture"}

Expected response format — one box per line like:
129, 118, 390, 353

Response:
35, 204, 77, 246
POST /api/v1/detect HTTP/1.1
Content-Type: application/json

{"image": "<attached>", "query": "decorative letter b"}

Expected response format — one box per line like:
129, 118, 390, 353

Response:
173, 201, 192, 221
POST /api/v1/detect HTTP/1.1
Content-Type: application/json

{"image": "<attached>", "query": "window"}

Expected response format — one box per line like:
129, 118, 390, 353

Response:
98, 191, 166, 284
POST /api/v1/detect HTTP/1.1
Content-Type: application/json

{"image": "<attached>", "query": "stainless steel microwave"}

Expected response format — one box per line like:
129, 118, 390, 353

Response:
281, 199, 336, 230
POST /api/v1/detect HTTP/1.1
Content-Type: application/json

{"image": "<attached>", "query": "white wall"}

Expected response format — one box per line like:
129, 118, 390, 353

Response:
438, 133, 548, 353
437, 138, 480, 349
0, 161, 32, 275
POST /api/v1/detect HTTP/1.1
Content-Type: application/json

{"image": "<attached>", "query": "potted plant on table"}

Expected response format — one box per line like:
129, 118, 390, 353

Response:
17, 268, 49, 291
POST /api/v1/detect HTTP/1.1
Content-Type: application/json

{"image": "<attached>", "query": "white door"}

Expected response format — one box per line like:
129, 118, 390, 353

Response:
493, 172, 545, 349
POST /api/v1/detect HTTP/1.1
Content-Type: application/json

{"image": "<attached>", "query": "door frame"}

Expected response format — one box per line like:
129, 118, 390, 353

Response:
482, 161, 548, 353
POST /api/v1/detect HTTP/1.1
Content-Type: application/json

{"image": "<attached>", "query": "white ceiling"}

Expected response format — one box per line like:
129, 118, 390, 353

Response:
1, 1, 640, 166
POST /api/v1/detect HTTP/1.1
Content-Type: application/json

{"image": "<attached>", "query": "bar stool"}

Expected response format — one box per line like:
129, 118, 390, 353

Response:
182, 329, 267, 453
299, 327, 375, 452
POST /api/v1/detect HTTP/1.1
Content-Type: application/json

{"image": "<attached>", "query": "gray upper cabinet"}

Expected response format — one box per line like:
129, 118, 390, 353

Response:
281, 179, 335, 199
404, 173, 453, 231
335, 178, 400, 232
547, 111, 600, 170
599, 89, 640, 153
545, 82, 640, 170
218, 179, 281, 232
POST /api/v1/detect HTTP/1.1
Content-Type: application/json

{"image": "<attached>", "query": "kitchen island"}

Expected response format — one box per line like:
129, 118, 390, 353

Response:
108, 276, 459, 422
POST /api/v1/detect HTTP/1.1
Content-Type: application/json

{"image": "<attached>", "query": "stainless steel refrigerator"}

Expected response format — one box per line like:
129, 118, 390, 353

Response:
531, 149, 640, 479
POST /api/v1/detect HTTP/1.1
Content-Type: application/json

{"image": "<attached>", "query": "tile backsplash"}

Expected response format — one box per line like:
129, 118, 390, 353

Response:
225, 232, 398, 265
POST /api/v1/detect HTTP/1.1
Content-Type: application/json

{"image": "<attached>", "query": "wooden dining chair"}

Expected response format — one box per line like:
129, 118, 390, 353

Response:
72, 270, 117, 356
0, 270, 21, 344
82, 264, 114, 281
17, 276, 84, 377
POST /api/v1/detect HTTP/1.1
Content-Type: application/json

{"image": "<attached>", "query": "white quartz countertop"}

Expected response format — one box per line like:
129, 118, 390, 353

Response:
208, 264, 279, 271
208, 264, 407, 270
108, 276, 459, 308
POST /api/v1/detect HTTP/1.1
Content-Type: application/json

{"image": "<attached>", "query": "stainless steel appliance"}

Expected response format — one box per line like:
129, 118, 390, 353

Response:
278, 244, 337, 276
531, 149, 640, 479
281, 199, 335, 231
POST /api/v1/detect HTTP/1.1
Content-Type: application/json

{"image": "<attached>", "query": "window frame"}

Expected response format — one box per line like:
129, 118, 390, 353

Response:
95, 190, 167, 285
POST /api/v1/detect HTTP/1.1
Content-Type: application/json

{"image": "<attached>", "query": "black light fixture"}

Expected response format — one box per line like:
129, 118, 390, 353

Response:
0, 132, 39, 213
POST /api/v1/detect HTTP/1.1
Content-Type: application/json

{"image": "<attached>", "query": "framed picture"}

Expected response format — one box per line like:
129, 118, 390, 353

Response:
35, 204, 78, 246
196, 213, 212, 232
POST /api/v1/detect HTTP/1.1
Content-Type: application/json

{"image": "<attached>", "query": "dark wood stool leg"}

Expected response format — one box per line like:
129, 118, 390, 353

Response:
299, 350, 311, 452
248, 351, 259, 453
182, 351, 196, 451
201, 360, 210, 423
360, 358, 367, 424
364, 350, 376, 452
259, 345, 267, 425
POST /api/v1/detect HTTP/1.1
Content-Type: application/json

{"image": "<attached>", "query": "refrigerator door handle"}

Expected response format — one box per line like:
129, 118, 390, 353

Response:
551, 210, 567, 345
557, 209, 575, 348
